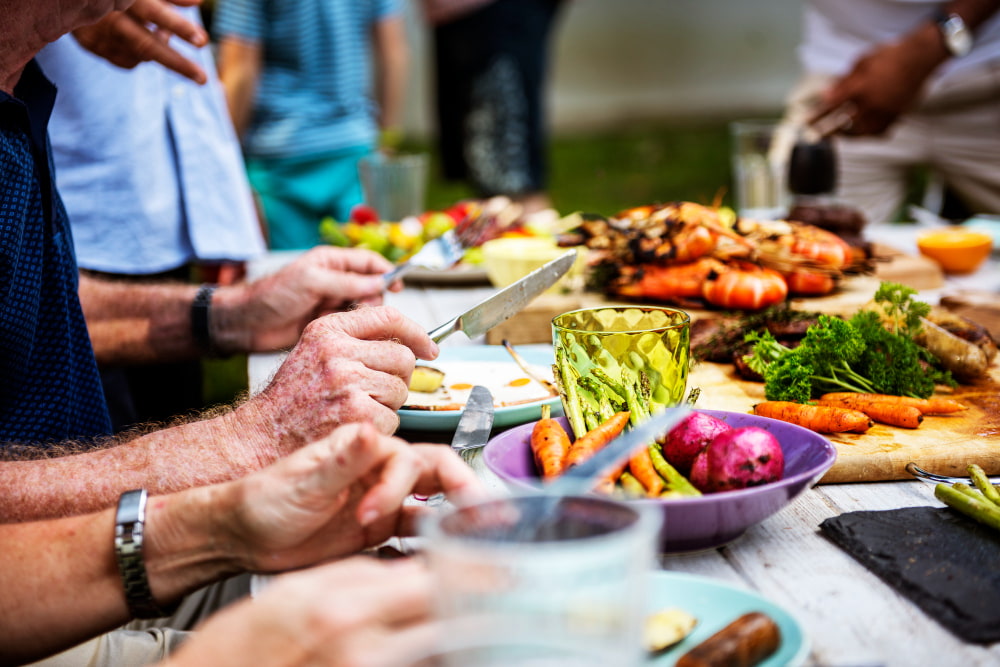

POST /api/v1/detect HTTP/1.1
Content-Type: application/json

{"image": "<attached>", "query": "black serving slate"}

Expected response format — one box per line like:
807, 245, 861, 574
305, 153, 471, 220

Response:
820, 506, 1000, 644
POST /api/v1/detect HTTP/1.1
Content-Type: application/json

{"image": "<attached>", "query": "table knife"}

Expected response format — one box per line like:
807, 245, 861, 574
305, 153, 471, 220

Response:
427, 248, 577, 343
450, 385, 495, 460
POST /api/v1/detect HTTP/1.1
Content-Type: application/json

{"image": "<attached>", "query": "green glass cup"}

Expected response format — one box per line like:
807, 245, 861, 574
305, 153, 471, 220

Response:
552, 306, 691, 416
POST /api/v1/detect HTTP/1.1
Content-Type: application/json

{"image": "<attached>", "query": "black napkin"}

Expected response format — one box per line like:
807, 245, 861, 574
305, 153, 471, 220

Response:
820, 506, 1000, 644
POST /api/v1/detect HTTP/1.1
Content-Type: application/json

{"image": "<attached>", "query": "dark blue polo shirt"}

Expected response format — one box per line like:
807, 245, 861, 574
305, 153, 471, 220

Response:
0, 60, 111, 445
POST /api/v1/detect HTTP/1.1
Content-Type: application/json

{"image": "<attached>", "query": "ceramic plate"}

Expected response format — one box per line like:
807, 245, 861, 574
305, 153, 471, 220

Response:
646, 571, 809, 666
398, 345, 563, 431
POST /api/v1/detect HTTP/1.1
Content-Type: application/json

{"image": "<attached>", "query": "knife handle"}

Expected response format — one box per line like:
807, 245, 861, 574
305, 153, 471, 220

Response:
428, 317, 460, 344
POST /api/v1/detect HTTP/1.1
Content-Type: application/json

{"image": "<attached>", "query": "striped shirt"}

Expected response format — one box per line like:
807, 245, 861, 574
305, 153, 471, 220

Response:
213, 0, 400, 160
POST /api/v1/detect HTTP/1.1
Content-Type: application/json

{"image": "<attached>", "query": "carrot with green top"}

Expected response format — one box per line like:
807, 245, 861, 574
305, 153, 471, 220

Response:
753, 401, 872, 434
816, 399, 923, 429
564, 410, 631, 469
819, 392, 967, 415
530, 404, 572, 479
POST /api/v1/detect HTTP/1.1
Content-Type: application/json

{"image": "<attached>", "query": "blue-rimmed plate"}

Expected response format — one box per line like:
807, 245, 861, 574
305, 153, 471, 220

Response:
398, 344, 563, 431
647, 571, 808, 666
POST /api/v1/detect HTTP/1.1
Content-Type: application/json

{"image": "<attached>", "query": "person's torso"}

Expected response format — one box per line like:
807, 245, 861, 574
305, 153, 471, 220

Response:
36, 10, 266, 275
802, 0, 1000, 80
215, 0, 398, 159
0, 62, 112, 445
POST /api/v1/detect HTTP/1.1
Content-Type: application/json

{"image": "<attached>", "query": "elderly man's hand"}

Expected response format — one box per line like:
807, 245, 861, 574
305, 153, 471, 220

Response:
161, 557, 440, 667
234, 305, 436, 442
72, 0, 209, 84
215, 246, 402, 354
212, 422, 486, 571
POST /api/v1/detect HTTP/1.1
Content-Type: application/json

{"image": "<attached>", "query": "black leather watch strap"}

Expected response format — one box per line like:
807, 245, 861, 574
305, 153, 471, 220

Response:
191, 284, 221, 356
114, 489, 176, 619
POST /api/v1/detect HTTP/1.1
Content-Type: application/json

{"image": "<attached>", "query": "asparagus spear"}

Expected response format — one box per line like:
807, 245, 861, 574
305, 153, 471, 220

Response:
968, 464, 1000, 505
935, 483, 1000, 532
555, 347, 587, 439
649, 444, 702, 497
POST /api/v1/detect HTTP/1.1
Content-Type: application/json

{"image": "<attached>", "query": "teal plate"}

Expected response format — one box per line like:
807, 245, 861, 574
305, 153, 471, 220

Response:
648, 571, 809, 666
398, 344, 564, 431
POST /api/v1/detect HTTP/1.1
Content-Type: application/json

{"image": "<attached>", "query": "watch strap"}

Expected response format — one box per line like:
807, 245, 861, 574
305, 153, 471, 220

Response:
191, 284, 222, 357
114, 489, 175, 619
933, 9, 973, 57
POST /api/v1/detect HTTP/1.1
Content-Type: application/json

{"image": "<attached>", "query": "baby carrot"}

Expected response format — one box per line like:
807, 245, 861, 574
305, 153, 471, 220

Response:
530, 404, 572, 479
819, 392, 967, 415
564, 411, 631, 469
753, 401, 872, 434
628, 443, 665, 497
817, 399, 923, 429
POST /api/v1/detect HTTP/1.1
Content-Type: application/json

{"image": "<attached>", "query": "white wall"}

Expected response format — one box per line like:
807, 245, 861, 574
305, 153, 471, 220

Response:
402, 0, 804, 136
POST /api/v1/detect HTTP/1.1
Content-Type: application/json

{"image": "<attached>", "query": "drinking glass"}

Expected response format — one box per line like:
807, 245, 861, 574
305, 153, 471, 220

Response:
729, 119, 795, 220
419, 494, 660, 666
357, 152, 428, 221
552, 306, 691, 413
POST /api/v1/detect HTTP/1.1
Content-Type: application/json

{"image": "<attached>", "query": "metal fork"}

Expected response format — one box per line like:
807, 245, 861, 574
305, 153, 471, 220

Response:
905, 462, 1000, 484
381, 196, 522, 285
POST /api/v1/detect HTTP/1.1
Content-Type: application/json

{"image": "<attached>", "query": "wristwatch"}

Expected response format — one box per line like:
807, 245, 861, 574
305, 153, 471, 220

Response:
114, 489, 174, 619
934, 10, 973, 57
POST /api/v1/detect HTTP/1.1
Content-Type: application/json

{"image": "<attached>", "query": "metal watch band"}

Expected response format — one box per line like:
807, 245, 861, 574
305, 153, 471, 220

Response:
190, 283, 221, 356
114, 489, 174, 619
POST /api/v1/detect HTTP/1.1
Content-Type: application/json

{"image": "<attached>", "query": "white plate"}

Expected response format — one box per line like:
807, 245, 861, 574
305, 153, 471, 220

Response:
398, 345, 563, 431
647, 571, 808, 666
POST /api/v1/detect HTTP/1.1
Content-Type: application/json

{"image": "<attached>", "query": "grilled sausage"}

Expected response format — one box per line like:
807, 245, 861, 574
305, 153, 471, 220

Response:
676, 611, 781, 667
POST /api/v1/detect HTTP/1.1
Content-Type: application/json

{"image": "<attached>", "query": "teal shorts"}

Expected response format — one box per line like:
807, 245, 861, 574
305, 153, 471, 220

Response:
247, 146, 371, 250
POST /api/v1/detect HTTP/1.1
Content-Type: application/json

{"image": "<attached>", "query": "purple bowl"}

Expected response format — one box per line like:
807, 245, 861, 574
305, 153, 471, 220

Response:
482, 409, 837, 553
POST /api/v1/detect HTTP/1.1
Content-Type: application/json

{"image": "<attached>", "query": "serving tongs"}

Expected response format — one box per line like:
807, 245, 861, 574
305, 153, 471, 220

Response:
905, 462, 1000, 485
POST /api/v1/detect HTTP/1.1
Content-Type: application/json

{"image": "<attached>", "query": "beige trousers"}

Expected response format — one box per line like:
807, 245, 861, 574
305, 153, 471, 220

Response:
782, 62, 1000, 224
26, 575, 251, 667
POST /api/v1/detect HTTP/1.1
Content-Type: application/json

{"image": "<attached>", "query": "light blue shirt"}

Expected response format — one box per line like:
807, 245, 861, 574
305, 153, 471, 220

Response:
213, 0, 400, 161
36, 10, 266, 275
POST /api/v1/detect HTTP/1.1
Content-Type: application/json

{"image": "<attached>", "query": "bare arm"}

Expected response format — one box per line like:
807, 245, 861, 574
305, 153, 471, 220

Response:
216, 35, 263, 138
813, 0, 1000, 136
0, 305, 438, 522
80, 246, 399, 364
0, 424, 483, 664
372, 14, 409, 134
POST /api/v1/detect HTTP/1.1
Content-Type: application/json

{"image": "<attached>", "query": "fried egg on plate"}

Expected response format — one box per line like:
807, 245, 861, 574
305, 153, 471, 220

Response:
404, 361, 555, 411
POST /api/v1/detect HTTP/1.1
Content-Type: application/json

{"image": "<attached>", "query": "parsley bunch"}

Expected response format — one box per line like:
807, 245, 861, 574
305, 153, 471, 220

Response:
743, 283, 955, 402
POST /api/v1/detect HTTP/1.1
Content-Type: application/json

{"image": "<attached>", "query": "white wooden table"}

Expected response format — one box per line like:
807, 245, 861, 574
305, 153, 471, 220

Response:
247, 236, 1000, 667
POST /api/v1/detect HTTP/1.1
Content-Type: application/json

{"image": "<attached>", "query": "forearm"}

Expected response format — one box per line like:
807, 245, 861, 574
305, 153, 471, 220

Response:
0, 409, 275, 522
79, 274, 257, 363
374, 16, 408, 130
0, 486, 244, 665
216, 37, 262, 138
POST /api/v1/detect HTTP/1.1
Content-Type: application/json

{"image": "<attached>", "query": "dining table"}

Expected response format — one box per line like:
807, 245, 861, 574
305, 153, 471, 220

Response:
246, 220, 1000, 667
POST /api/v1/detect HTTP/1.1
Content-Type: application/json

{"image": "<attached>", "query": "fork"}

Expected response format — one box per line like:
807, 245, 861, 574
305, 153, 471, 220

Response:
905, 462, 1000, 484
381, 196, 522, 286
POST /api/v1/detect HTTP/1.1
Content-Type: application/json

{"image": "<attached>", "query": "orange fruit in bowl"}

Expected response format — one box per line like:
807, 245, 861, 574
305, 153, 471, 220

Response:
916, 228, 992, 274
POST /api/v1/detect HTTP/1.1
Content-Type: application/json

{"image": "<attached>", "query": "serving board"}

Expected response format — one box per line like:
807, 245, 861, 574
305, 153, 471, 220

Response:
483, 249, 1000, 483
686, 360, 1000, 483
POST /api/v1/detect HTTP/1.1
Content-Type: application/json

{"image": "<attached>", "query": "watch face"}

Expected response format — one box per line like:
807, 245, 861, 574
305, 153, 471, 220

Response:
943, 15, 973, 56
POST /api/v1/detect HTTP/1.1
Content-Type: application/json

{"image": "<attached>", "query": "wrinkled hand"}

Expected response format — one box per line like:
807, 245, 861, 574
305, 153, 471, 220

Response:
162, 557, 440, 667
72, 0, 208, 84
225, 246, 401, 353
810, 32, 945, 137
219, 422, 486, 571
238, 305, 437, 439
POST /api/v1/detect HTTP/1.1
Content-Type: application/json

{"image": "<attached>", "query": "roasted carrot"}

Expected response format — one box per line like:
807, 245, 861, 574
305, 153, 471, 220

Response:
819, 392, 967, 415
564, 411, 631, 468
530, 404, 573, 478
753, 401, 872, 434
628, 443, 665, 496
817, 399, 923, 429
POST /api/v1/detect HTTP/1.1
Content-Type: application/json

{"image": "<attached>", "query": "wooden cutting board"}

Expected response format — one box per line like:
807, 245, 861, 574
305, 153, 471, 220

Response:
686, 361, 1000, 483
484, 250, 999, 483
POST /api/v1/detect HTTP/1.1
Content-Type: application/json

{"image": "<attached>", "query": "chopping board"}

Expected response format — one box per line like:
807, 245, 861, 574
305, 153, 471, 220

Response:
483, 251, 1000, 483
685, 360, 1000, 483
